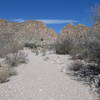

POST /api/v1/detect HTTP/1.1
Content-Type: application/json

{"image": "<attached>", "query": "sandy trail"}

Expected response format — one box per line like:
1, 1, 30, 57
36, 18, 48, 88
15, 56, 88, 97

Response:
0, 49, 93, 100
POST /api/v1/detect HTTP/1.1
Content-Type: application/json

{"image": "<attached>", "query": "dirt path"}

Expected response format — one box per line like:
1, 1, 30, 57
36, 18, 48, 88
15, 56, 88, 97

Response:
0, 50, 93, 100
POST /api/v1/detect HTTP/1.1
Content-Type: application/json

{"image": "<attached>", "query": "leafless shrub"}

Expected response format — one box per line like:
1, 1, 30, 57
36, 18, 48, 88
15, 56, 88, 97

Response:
91, 5, 100, 24
68, 60, 99, 83
5, 51, 28, 67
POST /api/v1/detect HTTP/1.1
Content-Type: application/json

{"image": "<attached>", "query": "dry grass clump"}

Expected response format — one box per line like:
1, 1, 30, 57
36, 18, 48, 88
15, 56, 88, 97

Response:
0, 63, 16, 83
0, 50, 28, 83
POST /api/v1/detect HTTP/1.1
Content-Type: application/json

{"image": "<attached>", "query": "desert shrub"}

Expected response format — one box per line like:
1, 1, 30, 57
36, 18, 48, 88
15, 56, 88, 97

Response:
92, 5, 100, 24
24, 42, 37, 49
0, 63, 16, 83
68, 60, 99, 82
63, 35, 100, 62
84, 39, 100, 63
71, 35, 100, 62
61, 5, 100, 99
68, 60, 84, 72
55, 38, 73, 54
69, 41, 84, 56
64, 26, 100, 99
5, 51, 28, 67
68, 60, 100, 95
0, 50, 27, 83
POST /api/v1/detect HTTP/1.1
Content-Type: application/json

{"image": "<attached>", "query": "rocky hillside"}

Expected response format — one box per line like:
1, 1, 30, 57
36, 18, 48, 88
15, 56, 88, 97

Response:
91, 23, 100, 39
0, 19, 56, 44
0, 19, 57, 57
60, 24, 89, 41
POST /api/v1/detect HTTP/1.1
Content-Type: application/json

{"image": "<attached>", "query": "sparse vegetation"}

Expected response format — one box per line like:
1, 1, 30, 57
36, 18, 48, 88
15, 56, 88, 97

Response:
68, 60, 100, 99
55, 5, 100, 98
5, 51, 28, 67
0, 50, 27, 83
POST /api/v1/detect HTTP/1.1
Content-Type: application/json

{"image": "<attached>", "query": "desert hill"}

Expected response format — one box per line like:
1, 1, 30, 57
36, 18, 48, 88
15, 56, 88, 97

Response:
0, 19, 57, 56
60, 24, 89, 41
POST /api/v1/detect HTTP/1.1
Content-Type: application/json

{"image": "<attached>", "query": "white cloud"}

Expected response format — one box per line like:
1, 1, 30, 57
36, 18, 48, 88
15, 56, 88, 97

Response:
11, 18, 78, 24
35, 19, 78, 24
12, 18, 25, 23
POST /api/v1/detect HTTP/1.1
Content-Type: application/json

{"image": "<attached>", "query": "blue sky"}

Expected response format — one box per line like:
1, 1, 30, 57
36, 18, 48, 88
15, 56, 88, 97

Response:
0, 0, 100, 32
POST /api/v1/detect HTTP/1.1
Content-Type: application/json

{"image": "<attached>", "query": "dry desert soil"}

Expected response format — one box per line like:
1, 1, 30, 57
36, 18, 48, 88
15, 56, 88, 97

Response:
0, 49, 93, 100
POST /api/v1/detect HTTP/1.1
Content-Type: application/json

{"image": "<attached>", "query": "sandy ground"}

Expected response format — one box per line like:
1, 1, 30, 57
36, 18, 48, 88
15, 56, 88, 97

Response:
0, 49, 93, 100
